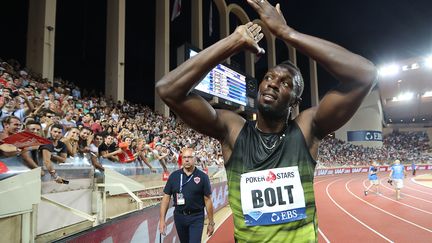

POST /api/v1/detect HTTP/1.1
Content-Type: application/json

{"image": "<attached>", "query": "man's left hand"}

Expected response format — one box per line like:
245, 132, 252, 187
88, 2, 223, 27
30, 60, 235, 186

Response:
247, 0, 289, 38
207, 223, 215, 236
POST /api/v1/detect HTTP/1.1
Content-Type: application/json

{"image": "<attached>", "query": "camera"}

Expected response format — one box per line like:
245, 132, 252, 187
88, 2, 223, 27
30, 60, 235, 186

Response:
387, 179, 393, 185
11, 90, 19, 98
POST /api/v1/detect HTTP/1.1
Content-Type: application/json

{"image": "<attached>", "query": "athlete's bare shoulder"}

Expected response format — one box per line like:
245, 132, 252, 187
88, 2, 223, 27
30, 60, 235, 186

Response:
216, 109, 246, 161
216, 109, 246, 144
294, 107, 321, 157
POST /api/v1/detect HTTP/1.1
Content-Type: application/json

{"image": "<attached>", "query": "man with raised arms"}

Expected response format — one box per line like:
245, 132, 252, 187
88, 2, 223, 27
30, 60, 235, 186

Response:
156, 1, 376, 241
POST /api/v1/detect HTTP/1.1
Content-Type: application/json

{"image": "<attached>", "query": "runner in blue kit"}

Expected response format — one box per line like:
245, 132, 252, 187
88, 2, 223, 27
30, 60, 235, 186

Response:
389, 159, 406, 200
364, 161, 379, 196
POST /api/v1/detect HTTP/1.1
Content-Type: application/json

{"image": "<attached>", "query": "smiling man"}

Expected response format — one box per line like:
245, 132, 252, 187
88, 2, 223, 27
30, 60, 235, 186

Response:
156, 1, 376, 242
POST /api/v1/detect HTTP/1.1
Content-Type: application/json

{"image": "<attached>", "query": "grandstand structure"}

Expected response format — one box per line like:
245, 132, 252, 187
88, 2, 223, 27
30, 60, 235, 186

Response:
378, 56, 432, 127
0, 1, 431, 243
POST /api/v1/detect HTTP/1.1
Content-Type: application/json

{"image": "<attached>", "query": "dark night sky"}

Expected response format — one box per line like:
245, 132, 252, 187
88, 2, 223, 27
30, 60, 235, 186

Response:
1, 0, 431, 110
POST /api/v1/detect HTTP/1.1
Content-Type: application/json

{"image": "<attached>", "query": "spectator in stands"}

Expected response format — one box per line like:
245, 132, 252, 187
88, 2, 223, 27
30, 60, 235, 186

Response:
0, 88, 34, 131
138, 144, 157, 172
90, 118, 103, 134
60, 111, 76, 129
40, 124, 67, 183
24, 120, 43, 137
98, 133, 121, 161
0, 115, 21, 140
0, 115, 22, 157
77, 127, 93, 155
61, 128, 80, 157
153, 143, 169, 173
21, 121, 43, 171
148, 136, 160, 149
78, 113, 92, 128
89, 133, 105, 171
72, 85, 81, 99
40, 110, 56, 137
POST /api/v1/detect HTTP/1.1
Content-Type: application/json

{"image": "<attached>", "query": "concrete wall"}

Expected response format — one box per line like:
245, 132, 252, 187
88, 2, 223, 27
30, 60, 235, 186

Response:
335, 90, 383, 148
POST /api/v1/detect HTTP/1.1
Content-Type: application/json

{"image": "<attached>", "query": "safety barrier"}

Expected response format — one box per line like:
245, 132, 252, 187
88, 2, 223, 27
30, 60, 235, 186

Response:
0, 154, 223, 242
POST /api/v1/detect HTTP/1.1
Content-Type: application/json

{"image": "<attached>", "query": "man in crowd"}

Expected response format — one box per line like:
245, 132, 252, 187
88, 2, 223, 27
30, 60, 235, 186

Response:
0, 88, 34, 131
0, 115, 21, 140
89, 133, 105, 171
0, 115, 22, 157
159, 148, 214, 242
98, 133, 121, 161
60, 111, 76, 129
21, 121, 43, 170
40, 124, 67, 183
156, 0, 376, 241
77, 127, 93, 155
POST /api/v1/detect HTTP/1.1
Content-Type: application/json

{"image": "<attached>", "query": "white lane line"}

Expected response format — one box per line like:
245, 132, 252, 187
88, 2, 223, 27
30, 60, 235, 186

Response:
314, 177, 336, 185
347, 179, 432, 233
407, 178, 432, 195
361, 180, 432, 215
318, 227, 330, 243
379, 179, 432, 204
326, 178, 393, 242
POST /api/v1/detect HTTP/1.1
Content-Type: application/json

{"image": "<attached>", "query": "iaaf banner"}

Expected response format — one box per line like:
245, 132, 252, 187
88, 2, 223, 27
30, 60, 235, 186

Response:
60, 182, 228, 243
314, 165, 432, 176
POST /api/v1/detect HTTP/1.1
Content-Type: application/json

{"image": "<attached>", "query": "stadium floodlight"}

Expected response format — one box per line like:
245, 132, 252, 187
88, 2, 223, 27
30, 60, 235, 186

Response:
422, 91, 432, 98
378, 64, 399, 77
392, 92, 414, 102
425, 56, 432, 68
411, 63, 419, 69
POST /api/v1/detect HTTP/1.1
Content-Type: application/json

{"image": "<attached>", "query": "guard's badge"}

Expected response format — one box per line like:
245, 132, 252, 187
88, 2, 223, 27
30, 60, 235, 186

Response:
194, 177, 201, 184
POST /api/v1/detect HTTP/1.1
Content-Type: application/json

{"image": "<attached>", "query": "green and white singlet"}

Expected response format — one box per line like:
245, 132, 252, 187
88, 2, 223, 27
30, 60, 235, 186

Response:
225, 120, 317, 243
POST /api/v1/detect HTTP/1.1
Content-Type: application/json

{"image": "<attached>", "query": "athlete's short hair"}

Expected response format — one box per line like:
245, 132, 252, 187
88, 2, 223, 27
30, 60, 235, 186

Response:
276, 60, 304, 105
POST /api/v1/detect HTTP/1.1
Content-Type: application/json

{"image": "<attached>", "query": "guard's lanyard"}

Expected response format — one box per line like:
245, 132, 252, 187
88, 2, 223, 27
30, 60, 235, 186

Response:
180, 174, 193, 193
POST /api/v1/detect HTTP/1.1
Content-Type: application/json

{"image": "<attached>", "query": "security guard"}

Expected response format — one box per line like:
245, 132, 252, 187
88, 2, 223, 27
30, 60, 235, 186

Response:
159, 148, 214, 243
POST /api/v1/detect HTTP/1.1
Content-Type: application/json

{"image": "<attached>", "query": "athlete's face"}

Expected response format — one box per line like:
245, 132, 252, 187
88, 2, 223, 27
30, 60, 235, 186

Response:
182, 149, 196, 170
257, 66, 297, 119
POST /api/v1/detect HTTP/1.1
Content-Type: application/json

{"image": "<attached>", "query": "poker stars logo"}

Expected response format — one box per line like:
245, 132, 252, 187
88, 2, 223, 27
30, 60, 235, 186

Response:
245, 170, 295, 184
266, 171, 276, 183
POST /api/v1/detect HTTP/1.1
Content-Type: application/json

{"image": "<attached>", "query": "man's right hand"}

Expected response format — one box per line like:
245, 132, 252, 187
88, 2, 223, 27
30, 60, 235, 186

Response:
159, 220, 166, 236
235, 22, 265, 55
54, 175, 66, 184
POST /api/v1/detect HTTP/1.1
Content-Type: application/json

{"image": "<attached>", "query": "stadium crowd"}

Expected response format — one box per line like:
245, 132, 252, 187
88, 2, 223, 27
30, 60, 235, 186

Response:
318, 131, 431, 167
0, 58, 430, 181
0, 58, 223, 182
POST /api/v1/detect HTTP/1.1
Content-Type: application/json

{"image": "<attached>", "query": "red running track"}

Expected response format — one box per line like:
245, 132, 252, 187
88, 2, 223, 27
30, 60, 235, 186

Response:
209, 171, 432, 243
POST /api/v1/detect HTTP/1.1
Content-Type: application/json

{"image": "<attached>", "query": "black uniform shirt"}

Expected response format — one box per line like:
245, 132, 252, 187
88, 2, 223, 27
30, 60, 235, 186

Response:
163, 167, 211, 211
